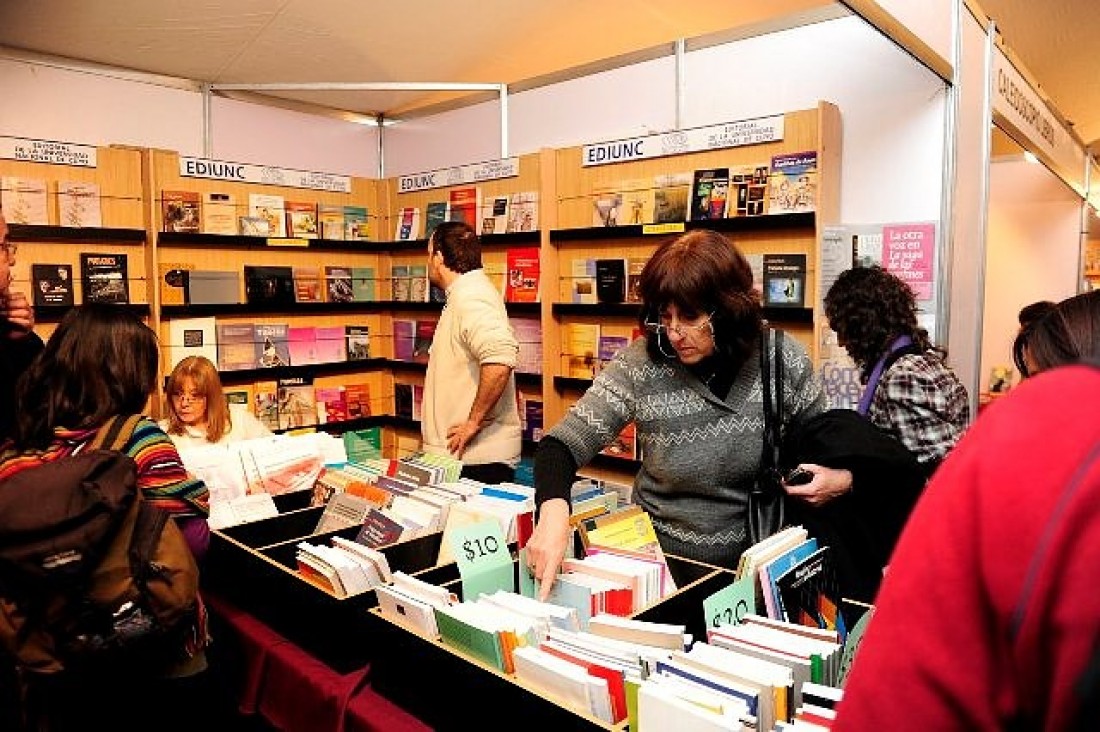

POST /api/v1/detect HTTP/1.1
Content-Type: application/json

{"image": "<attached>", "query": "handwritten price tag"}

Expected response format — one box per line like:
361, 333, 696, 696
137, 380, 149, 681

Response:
702, 577, 756, 630
450, 518, 513, 601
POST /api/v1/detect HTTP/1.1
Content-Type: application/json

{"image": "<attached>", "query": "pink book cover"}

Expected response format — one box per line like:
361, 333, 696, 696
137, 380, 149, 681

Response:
287, 326, 318, 366
315, 386, 349, 424
314, 325, 347, 363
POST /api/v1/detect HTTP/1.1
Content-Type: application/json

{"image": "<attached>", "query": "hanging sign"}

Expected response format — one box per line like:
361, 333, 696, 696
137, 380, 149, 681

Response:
179, 156, 352, 192
397, 157, 520, 193
581, 115, 784, 167
0, 136, 97, 167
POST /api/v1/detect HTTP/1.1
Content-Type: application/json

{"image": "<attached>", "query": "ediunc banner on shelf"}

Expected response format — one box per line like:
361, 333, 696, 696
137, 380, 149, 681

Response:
179, 156, 352, 193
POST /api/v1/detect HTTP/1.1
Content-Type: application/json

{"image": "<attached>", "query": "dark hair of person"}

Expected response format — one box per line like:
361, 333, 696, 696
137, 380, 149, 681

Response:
429, 221, 482, 274
823, 265, 936, 379
15, 304, 159, 448
637, 229, 762, 368
164, 355, 232, 442
1019, 290, 1100, 377
1018, 300, 1056, 329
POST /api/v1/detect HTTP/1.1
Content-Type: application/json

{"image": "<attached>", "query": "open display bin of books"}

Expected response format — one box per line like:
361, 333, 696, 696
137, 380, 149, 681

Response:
205, 517, 447, 672
367, 554, 734, 730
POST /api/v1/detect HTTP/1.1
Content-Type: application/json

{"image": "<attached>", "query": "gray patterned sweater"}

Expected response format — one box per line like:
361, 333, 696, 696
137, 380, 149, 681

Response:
549, 334, 825, 567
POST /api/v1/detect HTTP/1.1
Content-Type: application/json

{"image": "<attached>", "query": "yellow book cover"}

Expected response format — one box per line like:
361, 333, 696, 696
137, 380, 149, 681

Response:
563, 323, 600, 378
159, 261, 195, 306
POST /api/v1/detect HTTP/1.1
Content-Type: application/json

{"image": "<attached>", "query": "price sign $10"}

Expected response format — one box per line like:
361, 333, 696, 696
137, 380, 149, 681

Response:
462, 535, 502, 563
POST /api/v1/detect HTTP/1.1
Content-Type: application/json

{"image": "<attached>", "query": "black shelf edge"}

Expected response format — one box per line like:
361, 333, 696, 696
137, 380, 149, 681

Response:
381, 300, 445, 312
554, 375, 593, 390
158, 231, 394, 253
505, 301, 541, 314
763, 307, 814, 325
388, 359, 428, 373
160, 301, 406, 317
272, 415, 391, 436
481, 230, 541, 246
515, 372, 543, 387
388, 416, 420, 431
215, 358, 389, 386
37, 303, 150, 322
552, 302, 641, 317
549, 212, 816, 242
9, 225, 146, 243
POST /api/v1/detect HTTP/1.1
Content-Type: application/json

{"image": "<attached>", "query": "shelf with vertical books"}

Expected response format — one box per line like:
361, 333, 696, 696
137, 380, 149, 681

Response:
547, 210, 815, 242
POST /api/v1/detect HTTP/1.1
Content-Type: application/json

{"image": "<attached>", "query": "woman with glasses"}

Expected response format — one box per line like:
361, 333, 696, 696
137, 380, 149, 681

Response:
161, 356, 270, 449
526, 230, 846, 598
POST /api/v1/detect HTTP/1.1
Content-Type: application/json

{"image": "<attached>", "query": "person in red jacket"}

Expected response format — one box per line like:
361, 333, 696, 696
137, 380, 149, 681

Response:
834, 364, 1100, 730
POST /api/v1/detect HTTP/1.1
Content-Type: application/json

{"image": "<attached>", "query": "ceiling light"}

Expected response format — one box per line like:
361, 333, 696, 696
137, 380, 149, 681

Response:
1023, 151, 1039, 164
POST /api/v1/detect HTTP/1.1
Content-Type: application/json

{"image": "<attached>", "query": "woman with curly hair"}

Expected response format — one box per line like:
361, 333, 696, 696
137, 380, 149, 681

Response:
824, 266, 969, 475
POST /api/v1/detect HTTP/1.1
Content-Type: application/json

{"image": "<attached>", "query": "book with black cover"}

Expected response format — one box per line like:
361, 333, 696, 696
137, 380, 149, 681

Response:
244, 265, 295, 306
31, 264, 74, 307
775, 545, 847, 637
345, 326, 371, 361
80, 253, 129, 304
762, 254, 807, 308
595, 258, 628, 304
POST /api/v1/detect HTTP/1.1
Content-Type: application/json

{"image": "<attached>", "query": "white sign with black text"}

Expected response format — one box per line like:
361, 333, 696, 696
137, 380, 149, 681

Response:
396, 157, 520, 193
0, 136, 97, 167
179, 157, 352, 193
581, 116, 784, 167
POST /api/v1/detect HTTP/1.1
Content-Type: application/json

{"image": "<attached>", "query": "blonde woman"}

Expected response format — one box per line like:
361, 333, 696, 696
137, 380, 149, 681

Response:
161, 356, 271, 449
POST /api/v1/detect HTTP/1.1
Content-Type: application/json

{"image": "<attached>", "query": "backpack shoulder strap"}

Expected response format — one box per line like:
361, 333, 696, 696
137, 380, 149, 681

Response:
760, 328, 783, 472
86, 415, 143, 453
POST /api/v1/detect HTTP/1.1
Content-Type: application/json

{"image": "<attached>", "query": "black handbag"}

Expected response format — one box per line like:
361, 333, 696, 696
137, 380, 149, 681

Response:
747, 328, 787, 546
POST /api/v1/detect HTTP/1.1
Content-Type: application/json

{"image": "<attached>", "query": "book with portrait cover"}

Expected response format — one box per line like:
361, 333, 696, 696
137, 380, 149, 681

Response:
31, 263, 74, 307
79, 253, 129, 304
762, 254, 807, 308
690, 168, 730, 221
162, 190, 201, 232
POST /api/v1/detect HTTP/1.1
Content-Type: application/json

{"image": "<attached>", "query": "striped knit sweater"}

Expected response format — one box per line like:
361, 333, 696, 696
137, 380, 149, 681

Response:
548, 336, 825, 568
0, 416, 211, 660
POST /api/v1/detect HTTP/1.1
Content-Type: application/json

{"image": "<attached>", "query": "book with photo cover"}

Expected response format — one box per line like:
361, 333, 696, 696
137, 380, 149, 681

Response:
762, 254, 807, 308
244, 265, 295, 306
79, 253, 129, 304
690, 168, 730, 221
652, 173, 691, 224
346, 326, 371, 361
31, 264, 74, 307
162, 190, 201, 232
324, 266, 354, 303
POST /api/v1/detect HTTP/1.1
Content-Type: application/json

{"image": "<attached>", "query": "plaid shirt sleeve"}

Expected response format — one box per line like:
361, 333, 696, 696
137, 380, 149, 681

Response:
869, 353, 970, 465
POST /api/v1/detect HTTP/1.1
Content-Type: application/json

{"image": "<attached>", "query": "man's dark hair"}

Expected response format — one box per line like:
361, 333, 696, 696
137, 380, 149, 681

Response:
1018, 300, 1056, 329
430, 222, 482, 274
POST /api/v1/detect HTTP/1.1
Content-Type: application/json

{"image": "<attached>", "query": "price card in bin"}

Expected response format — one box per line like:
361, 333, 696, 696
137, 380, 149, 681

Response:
450, 518, 513, 601
703, 576, 756, 630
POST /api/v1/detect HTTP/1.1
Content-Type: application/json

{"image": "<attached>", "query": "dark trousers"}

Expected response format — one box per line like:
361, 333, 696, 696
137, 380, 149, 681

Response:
460, 462, 515, 485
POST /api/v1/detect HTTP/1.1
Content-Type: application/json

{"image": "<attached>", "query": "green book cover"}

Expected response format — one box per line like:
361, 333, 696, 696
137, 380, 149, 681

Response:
351, 267, 376, 302
433, 607, 506, 672
343, 427, 382, 462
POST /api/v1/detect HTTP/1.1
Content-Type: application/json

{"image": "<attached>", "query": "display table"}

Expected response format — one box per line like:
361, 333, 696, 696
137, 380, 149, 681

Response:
205, 591, 430, 732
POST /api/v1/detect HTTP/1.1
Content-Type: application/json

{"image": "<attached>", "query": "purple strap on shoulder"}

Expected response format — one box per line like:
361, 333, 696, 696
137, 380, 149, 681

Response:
857, 335, 913, 416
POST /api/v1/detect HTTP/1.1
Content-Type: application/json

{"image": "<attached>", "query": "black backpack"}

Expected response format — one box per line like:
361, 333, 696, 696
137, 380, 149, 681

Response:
0, 415, 200, 673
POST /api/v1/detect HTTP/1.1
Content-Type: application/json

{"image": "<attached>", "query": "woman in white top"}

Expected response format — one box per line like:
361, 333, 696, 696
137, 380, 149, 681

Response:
161, 356, 271, 449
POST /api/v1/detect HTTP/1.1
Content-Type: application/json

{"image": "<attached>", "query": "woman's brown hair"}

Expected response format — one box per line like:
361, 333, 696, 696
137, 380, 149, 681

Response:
164, 356, 232, 443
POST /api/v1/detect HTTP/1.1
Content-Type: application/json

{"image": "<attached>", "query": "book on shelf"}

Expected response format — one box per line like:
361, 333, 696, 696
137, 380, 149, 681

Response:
285, 200, 318, 239
58, 181, 102, 228
521, 396, 543, 441
315, 386, 349, 425
413, 320, 436, 364
1, 177, 48, 225
202, 191, 237, 235
390, 264, 411, 302
253, 323, 290, 368
774, 546, 846, 637
479, 195, 510, 235
592, 186, 624, 227
425, 201, 450, 238
652, 173, 691, 224
323, 266, 354, 303
563, 323, 601, 379
570, 258, 597, 304
248, 193, 286, 237
345, 325, 371, 361
412, 384, 425, 421
351, 267, 376, 302
344, 383, 372, 419
505, 246, 540, 303
394, 206, 422, 241
762, 254, 807, 308
287, 326, 319, 366
31, 264, 74, 307
277, 376, 317, 430
162, 190, 201, 233
253, 381, 279, 431
238, 216, 271, 236
244, 265, 295, 306
79, 253, 129, 304
626, 257, 646, 304
318, 204, 346, 240
595, 258, 627, 304
597, 334, 630, 369
394, 383, 414, 420
408, 264, 429, 303
448, 186, 480, 228
187, 270, 238, 305
224, 385, 253, 415
510, 317, 543, 375
217, 322, 257, 372
343, 205, 370, 241
619, 178, 655, 226
506, 191, 538, 233
767, 151, 818, 215
166, 316, 217, 371
392, 319, 415, 361
314, 325, 346, 363
292, 266, 324, 303
690, 168, 730, 221
740, 164, 770, 216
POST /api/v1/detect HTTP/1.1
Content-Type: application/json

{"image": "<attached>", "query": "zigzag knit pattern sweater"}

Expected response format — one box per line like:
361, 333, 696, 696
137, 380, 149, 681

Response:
549, 336, 825, 567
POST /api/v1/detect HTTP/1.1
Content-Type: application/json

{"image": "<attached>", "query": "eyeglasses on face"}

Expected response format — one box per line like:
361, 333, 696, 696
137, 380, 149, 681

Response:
0, 240, 16, 262
644, 311, 715, 338
171, 392, 207, 404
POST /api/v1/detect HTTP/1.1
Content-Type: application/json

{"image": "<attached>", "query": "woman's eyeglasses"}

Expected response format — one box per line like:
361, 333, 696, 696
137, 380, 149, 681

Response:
171, 392, 207, 404
644, 312, 715, 338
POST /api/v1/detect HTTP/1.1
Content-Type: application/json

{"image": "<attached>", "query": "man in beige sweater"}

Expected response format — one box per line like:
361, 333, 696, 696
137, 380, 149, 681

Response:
423, 221, 521, 483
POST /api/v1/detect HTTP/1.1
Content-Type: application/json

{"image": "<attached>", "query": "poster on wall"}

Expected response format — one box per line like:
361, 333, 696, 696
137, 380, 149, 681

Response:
882, 222, 936, 302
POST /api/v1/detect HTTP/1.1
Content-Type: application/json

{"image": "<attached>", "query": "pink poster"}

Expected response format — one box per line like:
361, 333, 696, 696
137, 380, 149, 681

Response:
883, 222, 936, 301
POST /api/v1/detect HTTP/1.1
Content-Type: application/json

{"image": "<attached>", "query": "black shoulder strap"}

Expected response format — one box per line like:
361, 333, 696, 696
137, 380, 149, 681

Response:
86, 415, 143, 452
760, 328, 784, 473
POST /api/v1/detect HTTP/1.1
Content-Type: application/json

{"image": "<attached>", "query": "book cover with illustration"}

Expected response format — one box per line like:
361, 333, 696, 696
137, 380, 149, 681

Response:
626, 257, 646, 304
591, 187, 623, 227
394, 206, 422, 241
248, 193, 286, 237
652, 173, 691, 224
162, 190, 201, 232
767, 151, 817, 214
253, 323, 290, 368
343, 205, 369, 241
79, 253, 128, 304
351, 267, 376, 302
254, 381, 280, 431
318, 204, 346, 240
1, 177, 48, 225
563, 323, 601, 379
292, 266, 323, 303
505, 247, 540, 303
690, 168, 730, 221
408, 264, 429, 303
425, 201, 450, 238
285, 201, 319, 239
506, 191, 538, 233
413, 320, 436, 364
315, 386, 349, 425
762, 253, 807, 308
390, 264, 411, 302
619, 178, 654, 226
277, 376, 317, 430
202, 191, 237, 235
58, 181, 102, 228
447, 186, 480, 228
344, 383, 372, 419
217, 322, 257, 372
31, 263, 74, 307
238, 216, 271, 236
730, 164, 770, 217
324, 266, 354, 303
479, 195, 510, 235
570, 258, 597, 304
345, 325, 371, 361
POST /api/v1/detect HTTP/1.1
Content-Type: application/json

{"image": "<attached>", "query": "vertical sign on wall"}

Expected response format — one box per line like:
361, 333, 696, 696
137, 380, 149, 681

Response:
883, 222, 936, 301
